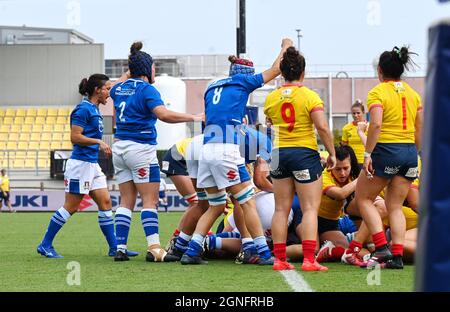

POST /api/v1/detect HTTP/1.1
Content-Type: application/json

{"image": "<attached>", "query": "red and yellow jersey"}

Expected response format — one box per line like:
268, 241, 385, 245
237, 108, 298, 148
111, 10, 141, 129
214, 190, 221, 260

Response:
319, 169, 351, 220
367, 81, 422, 143
341, 122, 368, 164
264, 84, 324, 150
383, 206, 418, 230
0, 175, 10, 192
175, 137, 193, 158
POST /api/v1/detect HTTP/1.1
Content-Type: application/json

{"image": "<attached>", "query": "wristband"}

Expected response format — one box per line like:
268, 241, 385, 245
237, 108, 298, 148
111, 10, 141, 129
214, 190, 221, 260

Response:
364, 152, 372, 158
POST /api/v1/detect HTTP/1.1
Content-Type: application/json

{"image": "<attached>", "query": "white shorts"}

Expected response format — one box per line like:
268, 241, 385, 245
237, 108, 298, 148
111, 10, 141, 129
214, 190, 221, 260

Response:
112, 140, 160, 184
197, 143, 250, 190
185, 134, 204, 180
64, 159, 107, 195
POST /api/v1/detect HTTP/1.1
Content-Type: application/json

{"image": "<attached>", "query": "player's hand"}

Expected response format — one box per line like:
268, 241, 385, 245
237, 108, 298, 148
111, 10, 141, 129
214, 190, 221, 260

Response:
281, 38, 294, 49
363, 155, 374, 179
357, 121, 367, 132
326, 155, 336, 170
99, 141, 112, 157
193, 113, 205, 122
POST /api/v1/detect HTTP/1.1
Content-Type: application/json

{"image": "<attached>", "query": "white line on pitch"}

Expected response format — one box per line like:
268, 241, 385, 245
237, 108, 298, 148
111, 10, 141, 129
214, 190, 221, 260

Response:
279, 270, 314, 292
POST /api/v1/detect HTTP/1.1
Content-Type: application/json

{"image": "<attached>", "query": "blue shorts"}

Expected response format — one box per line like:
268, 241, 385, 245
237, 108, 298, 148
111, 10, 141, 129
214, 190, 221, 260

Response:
159, 190, 166, 199
0, 191, 10, 204
161, 145, 188, 177
372, 143, 418, 181
270, 147, 323, 183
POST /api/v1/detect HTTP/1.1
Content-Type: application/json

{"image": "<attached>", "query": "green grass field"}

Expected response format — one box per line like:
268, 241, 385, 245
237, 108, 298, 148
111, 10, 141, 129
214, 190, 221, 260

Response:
0, 212, 414, 292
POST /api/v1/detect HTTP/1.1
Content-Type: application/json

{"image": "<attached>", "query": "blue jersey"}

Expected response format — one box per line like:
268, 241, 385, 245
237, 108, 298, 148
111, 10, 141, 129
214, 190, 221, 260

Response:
70, 99, 103, 163
203, 73, 264, 145
239, 126, 272, 164
110, 78, 164, 144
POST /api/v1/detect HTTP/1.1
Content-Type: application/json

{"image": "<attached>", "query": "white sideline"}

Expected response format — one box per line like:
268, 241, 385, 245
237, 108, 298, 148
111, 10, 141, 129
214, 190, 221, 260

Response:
279, 270, 314, 292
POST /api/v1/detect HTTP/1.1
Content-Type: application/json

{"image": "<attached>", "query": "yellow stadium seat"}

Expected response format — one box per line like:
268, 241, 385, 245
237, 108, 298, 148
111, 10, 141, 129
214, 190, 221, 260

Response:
40, 133, 51, 141
15, 108, 26, 117
24, 159, 36, 169
32, 124, 43, 132
15, 151, 26, 158
56, 116, 66, 124
63, 132, 71, 141
37, 108, 47, 117
35, 116, 46, 125
52, 133, 63, 141
26, 150, 38, 158
54, 124, 64, 132
30, 133, 41, 141
10, 125, 20, 132
39, 141, 50, 150
46, 116, 57, 124
17, 142, 28, 150
65, 124, 71, 132
3, 117, 13, 125
0, 133, 8, 141
0, 125, 9, 132
50, 142, 61, 150
38, 159, 48, 168
0, 108, 5, 117
43, 124, 53, 132
21, 124, 32, 132
28, 141, 39, 150
9, 133, 19, 141
0, 142, 5, 150
47, 108, 58, 116
62, 141, 72, 150
38, 151, 48, 159
12, 159, 25, 168
24, 116, 35, 124
26, 108, 37, 117
19, 133, 30, 141
5, 108, 15, 117
58, 108, 70, 116
6, 142, 17, 150
14, 116, 24, 125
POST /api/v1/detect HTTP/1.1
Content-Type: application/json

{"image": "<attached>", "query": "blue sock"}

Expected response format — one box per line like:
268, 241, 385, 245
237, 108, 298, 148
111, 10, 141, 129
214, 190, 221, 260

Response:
207, 235, 222, 250
141, 208, 160, 246
98, 210, 116, 249
242, 237, 256, 253
185, 233, 204, 257
174, 231, 191, 252
41, 207, 71, 248
216, 231, 241, 239
115, 207, 132, 251
254, 236, 272, 260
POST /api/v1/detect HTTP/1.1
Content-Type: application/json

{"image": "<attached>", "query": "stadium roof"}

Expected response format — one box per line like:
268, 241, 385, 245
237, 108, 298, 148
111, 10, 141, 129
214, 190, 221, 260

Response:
0, 25, 94, 43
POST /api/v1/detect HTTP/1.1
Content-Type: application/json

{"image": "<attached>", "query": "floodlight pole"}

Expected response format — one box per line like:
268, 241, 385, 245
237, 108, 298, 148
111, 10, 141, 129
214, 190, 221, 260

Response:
295, 29, 302, 52
236, 0, 246, 57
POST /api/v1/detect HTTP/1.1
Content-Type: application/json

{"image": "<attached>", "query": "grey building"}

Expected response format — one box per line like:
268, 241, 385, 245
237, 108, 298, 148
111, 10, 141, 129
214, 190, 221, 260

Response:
0, 25, 93, 45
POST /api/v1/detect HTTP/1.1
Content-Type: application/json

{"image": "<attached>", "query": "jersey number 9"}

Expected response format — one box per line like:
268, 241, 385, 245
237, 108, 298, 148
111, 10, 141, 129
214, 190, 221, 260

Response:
281, 102, 295, 132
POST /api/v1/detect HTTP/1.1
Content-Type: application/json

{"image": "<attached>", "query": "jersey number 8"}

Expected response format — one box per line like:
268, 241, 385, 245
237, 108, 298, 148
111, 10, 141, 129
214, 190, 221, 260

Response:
212, 87, 223, 105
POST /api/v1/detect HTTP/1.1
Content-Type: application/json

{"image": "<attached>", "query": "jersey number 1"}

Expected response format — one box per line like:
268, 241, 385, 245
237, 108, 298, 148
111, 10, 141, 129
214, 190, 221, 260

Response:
281, 102, 295, 132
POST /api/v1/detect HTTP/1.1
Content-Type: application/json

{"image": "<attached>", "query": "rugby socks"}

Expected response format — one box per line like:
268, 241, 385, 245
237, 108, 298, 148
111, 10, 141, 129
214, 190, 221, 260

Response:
174, 231, 192, 252
185, 233, 205, 257
241, 237, 256, 253
273, 243, 287, 262
331, 246, 345, 259
141, 208, 160, 246
98, 210, 116, 249
391, 244, 404, 257
346, 240, 363, 254
216, 231, 241, 239
302, 240, 317, 263
206, 235, 222, 251
115, 207, 132, 252
372, 231, 388, 249
254, 236, 272, 260
41, 207, 71, 248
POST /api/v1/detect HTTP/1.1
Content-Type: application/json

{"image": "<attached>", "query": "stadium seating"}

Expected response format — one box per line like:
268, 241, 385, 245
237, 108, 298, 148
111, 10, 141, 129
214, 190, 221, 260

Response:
0, 107, 73, 169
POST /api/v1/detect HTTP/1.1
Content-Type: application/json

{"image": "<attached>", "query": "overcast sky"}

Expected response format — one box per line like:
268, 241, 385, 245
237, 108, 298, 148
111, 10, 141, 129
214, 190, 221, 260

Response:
1, 0, 449, 74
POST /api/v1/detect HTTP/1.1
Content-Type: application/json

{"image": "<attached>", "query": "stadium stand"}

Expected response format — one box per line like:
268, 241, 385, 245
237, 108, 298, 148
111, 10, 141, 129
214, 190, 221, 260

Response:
0, 107, 73, 169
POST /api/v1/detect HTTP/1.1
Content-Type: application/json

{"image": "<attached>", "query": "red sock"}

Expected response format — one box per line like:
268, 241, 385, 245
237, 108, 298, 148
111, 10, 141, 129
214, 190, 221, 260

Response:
372, 231, 388, 249
302, 240, 316, 263
347, 240, 363, 254
273, 243, 286, 262
173, 229, 180, 237
391, 244, 404, 257
331, 246, 345, 260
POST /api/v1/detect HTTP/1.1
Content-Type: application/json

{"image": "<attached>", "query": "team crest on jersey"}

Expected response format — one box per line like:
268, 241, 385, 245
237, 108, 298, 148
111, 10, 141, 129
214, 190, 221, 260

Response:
137, 168, 148, 179
227, 170, 238, 181
281, 89, 292, 96
394, 82, 405, 93
405, 167, 418, 178
384, 166, 400, 175
293, 169, 310, 181
84, 181, 90, 190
